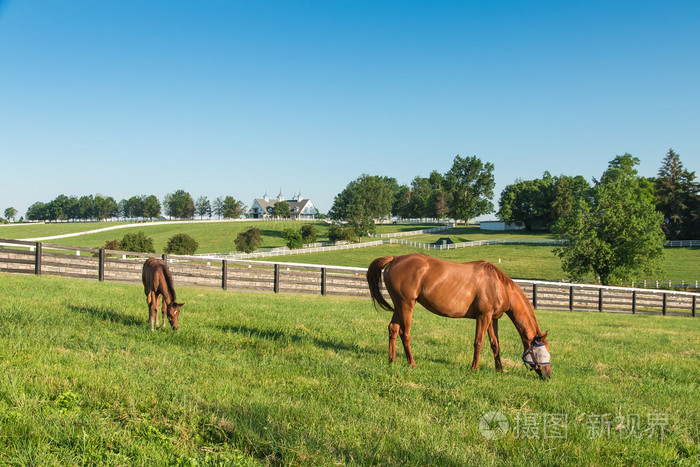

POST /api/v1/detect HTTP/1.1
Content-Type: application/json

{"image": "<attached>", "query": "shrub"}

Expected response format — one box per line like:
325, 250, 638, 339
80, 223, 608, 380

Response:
119, 231, 155, 253
235, 227, 263, 253
164, 233, 199, 255
283, 228, 304, 249
328, 224, 357, 244
300, 224, 317, 244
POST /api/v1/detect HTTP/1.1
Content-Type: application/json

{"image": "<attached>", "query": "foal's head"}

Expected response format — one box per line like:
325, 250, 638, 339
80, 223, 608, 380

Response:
166, 302, 184, 330
522, 331, 551, 380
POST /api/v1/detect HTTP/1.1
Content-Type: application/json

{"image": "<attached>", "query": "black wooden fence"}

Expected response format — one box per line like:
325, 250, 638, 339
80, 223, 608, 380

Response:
0, 238, 697, 317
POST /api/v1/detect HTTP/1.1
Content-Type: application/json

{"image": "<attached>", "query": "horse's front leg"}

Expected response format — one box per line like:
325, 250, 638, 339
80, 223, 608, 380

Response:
471, 314, 492, 370
488, 319, 503, 372
147, 292, 158, 332
161, 298, 168, 328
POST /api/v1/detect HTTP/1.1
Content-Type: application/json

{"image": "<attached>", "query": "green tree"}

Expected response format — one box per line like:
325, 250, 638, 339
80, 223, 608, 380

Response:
550, 175, 592, 221
93, 195, 118, 221
408, 176, 432, 219
128, 195, 144, 219
445, 155, 495, 224
4, 207, 17, 222
164, 233, 199, 255
283, 228, 304, 249
195, 196, 212, 219
392, 184, 412, 219
165, 190, 195, 219
142, 195, 161, 220
273, 201, 291, 219
119, 231, 155, 253
77, 195, 95, 221
235, 227, 263, 253
553, 154, 665, 285
223, 196, 245, 219
213, 197, 225, 219
655, 148, 699, 240
26, 202, 48, 221
49, 194, 72, 221
300, 224, 317, 244
498, 175, 554, 230
329, 174, 396, 238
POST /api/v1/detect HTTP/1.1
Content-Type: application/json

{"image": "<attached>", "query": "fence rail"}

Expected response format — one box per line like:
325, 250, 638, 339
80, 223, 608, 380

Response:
369, 224, 453, 238
389, 237, 568, 250
0, 238, 697, 317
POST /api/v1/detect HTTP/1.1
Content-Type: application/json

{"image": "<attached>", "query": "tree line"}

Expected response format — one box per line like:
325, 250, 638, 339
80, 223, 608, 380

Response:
329, 155, 496, 237
497, 149, 698, 240
17, 191, 246, 222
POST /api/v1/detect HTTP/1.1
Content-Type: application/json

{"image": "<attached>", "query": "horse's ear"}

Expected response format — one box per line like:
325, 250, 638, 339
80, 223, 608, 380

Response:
541, 330, 549, 340
175, 302, 185, 308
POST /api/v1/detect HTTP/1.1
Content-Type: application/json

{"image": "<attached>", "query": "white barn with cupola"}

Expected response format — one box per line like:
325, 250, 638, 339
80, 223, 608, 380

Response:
247, 190, 318, 219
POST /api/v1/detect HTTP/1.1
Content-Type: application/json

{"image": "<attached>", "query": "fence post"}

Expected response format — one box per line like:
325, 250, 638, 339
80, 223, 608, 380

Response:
34, 242, 42, 275
693, 296, 696, 318
321, 268, 327, 296
532, 284, 538, 309
162, 254, 168, 262
598, 288, 603, 312
569, 286, 574, 311
274, 264, 280, 293
222, 260, 228, 291
98, 249, 105, 282
632, 290, 636, 314
662, 293, 667, 316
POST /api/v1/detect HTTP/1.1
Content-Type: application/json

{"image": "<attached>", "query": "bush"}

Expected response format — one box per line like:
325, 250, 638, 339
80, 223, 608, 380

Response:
164, 233, 199, 255
119, 231, 155, 253
235, 227, 263, 253
283, 228, 304, 249
328, 224, 357, 244
300, 224, 317, 244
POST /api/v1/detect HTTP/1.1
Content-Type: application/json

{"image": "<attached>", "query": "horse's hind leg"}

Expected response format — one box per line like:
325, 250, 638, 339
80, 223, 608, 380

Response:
488, 319, 503, 372
388, 317, 400, 364
388, 303, 416, 367
398, 303, 417, 367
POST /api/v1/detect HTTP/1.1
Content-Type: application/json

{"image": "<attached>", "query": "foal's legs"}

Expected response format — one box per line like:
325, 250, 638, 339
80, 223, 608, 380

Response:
147, 292, 159, 331
471, 314, 493, 370
487, 319, 503, 372
160, 297, 168, 329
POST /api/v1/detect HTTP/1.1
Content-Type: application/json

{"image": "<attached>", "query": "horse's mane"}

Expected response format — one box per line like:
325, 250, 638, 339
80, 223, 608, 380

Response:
161, 262, 177, 302
474, 260, 536, 312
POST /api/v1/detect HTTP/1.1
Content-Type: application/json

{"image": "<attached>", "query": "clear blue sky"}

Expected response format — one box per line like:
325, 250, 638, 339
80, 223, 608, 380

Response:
1, 1, 698, 218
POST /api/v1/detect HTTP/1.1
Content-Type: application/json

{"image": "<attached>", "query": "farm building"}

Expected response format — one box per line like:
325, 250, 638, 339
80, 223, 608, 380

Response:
479, 220, 525, 231
247, 191, 318, 219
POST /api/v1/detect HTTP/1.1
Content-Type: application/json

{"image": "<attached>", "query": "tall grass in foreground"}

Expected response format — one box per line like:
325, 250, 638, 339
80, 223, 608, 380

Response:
0, 273, 698, 465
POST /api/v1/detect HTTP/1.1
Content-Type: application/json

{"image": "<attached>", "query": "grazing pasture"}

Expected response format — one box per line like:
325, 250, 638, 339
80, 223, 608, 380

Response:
0, 274, 698, 465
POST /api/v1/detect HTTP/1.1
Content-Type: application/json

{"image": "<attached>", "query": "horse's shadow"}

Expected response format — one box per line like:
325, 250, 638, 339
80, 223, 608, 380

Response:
68, 304, 145, 327
218, 323, 382, 357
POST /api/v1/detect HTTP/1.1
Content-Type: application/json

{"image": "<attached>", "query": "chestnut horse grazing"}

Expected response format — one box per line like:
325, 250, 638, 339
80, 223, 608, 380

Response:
142, 258, 184, 331
367, 254, 551, 379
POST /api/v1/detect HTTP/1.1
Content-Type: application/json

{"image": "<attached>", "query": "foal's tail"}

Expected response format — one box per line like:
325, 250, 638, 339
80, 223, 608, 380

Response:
366, 256, 395, 312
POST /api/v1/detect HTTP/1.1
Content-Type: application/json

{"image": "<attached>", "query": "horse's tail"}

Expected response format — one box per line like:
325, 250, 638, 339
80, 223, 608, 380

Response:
366, 256, 395, 312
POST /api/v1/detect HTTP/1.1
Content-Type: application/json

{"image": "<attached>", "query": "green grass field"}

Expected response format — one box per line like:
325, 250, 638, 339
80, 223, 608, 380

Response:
0, 221, 334, 254
0, 221, 133, 239
1, 221, 698, 285
1, 273, 698, 465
